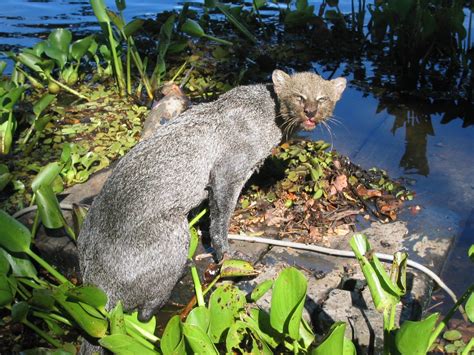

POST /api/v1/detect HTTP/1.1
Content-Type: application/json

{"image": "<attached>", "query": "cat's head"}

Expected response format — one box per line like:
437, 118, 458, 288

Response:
272, 70, 346, 131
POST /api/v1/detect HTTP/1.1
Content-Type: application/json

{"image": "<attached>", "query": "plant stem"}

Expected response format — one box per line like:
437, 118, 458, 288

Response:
190, 265, 205, 307
202, 275, 221, 297
31, 207, 41, 239
47, 76, 90, 101
189, 208, 207, 228
204, 34, 233, 46
125, 318, 160, 343
461, 337, 474, 355
126, 40, 132, 95
26, 249, 71, 285
23, 319, 62, 348
32, 310, 72, 326
106, 22, 126, 96
428, 284, 474, 349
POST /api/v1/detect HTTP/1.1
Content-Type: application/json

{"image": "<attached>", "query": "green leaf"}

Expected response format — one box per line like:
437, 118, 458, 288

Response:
350, 234, 401, 312
31, 289, 56, 311
270, 267, 307, 340
115, 0, 126, 11
186, 306, 210, 333
0, 274, 15, 307
208, 284, 246, 342
0, 248, 37, 279
47, 29, 72, 54
245, 309, 280, 349
33, 93, 55, 118
466, 292, 474, 322
0, 249, 9, 273
443, 329, 462, 341
468, 245, 474, 262
181, 19, 205, 38
54, 285, 108, 338
124, 311, 157, 336
0, 118, 14, 155
110, 301, 126, 335
395, 313, 439, 354
226, 320, 273, 355
188, 226, 199, 259
65, 285, 108, 312
161, 315, 185, 355
220, 259, 257, 278
182, 323, 219, 354
71, 35, 95, 61
17, 52, 43, 73
124, 19, 144, 37
106, 10, 125, 30
99, 334, 157, 354
215, 3, 257, 43
90, 0, 111, 24
312, 322, 346, 354
0, 209, 31, 253
0, 164, 12, 191
31, 162, 62, 192
35, 185, 65, 229
0, 85, 26, 110
44, 47, 68, 69
0, 61, 6, 76
251, 279, 274, 302
12, 301, 29, 322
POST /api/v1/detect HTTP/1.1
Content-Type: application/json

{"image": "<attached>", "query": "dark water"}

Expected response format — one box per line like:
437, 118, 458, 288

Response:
1, 0, 473, 309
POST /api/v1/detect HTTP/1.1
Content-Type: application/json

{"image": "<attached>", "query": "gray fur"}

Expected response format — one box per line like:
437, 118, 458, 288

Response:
78, 70, 346, 323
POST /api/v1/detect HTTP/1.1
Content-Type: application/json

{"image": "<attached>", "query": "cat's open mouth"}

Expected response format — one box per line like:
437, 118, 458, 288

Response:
302, 117, 317, 130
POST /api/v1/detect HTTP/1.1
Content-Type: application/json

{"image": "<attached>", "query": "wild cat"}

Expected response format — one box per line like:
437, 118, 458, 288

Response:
78, 70, 346, 322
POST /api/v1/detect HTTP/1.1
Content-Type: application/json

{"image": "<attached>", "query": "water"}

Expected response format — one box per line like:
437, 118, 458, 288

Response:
1, 0, 473, 309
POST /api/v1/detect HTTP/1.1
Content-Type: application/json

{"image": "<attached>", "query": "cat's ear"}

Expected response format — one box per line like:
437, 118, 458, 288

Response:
272, 70, 291, 95
331, 77, 347, 100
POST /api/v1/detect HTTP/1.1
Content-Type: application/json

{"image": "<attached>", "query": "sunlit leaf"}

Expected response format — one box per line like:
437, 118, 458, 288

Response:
0, 209, 31, 253
65, 285, 108, 313
395, 313, 439, 354
270, 267, 307, 340
99, 334, 157, 354
220, 259, 257, 278
33, 93, 55, 118
312, 322, 346, 354
186, 306, 210, 333
251, 279, 273, 302
466, 292, 474, 323
161, 315, 185, 355
71, 35, 95, 61
183, 323, 219, 354
0, 248, 37, 279
31, 162, 62, 192
35, 185, 64, 229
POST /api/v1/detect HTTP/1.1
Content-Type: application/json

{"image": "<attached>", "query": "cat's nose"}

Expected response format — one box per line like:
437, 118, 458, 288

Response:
304, 108, 316, 118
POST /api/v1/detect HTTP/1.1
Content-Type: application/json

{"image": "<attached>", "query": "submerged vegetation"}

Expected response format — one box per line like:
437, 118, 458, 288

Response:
0, 0, 472, 353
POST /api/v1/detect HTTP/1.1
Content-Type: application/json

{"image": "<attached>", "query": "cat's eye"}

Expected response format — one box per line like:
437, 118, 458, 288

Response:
296, 95, 306, 103
318, 97, 329, 103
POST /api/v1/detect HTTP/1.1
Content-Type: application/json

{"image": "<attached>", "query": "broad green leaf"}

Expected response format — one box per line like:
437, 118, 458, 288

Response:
395, 313, 439, 354
299, 318, 315, 350
0, 61, 6, 75
34, 114, 54, 132
251, 279, 274, 302
110, 301, 126, 335
31, 162, 62, 192
182, 323, 218, 354
12, 301, 29, 322
226, 320, 272, 355
245, 309, 280, 349
468, 245, 474, 262
31, 288, 55, 311
90, 0, 111, 24
0, 274, 15, 307
0, 248, 37, 279
44, 47, 67, 69
17, 52, 43, 73
35, 185, 64, 229
466, 292, 474, 322
65, 285, 108, 312
99, 334, 157, 354
270, 267, 307, 340
123, 19, 144, 37
186, 306, 210, 333
33, 93, 55, 117
0, 86, 26, 110
443, 329, 462, 341
181, 19, 205, 38
343, 336, 357, 354
123, 311, 157, 344
54, 285, 108, 338
208, 284, 246, 342
161, 315, 185, 355
220, 259, 257, 278
0, 249, 9, 273
0, 209, 31, 253
71, 35, 95, 61
47, 29, 72, 54
312, 322, 346, 354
